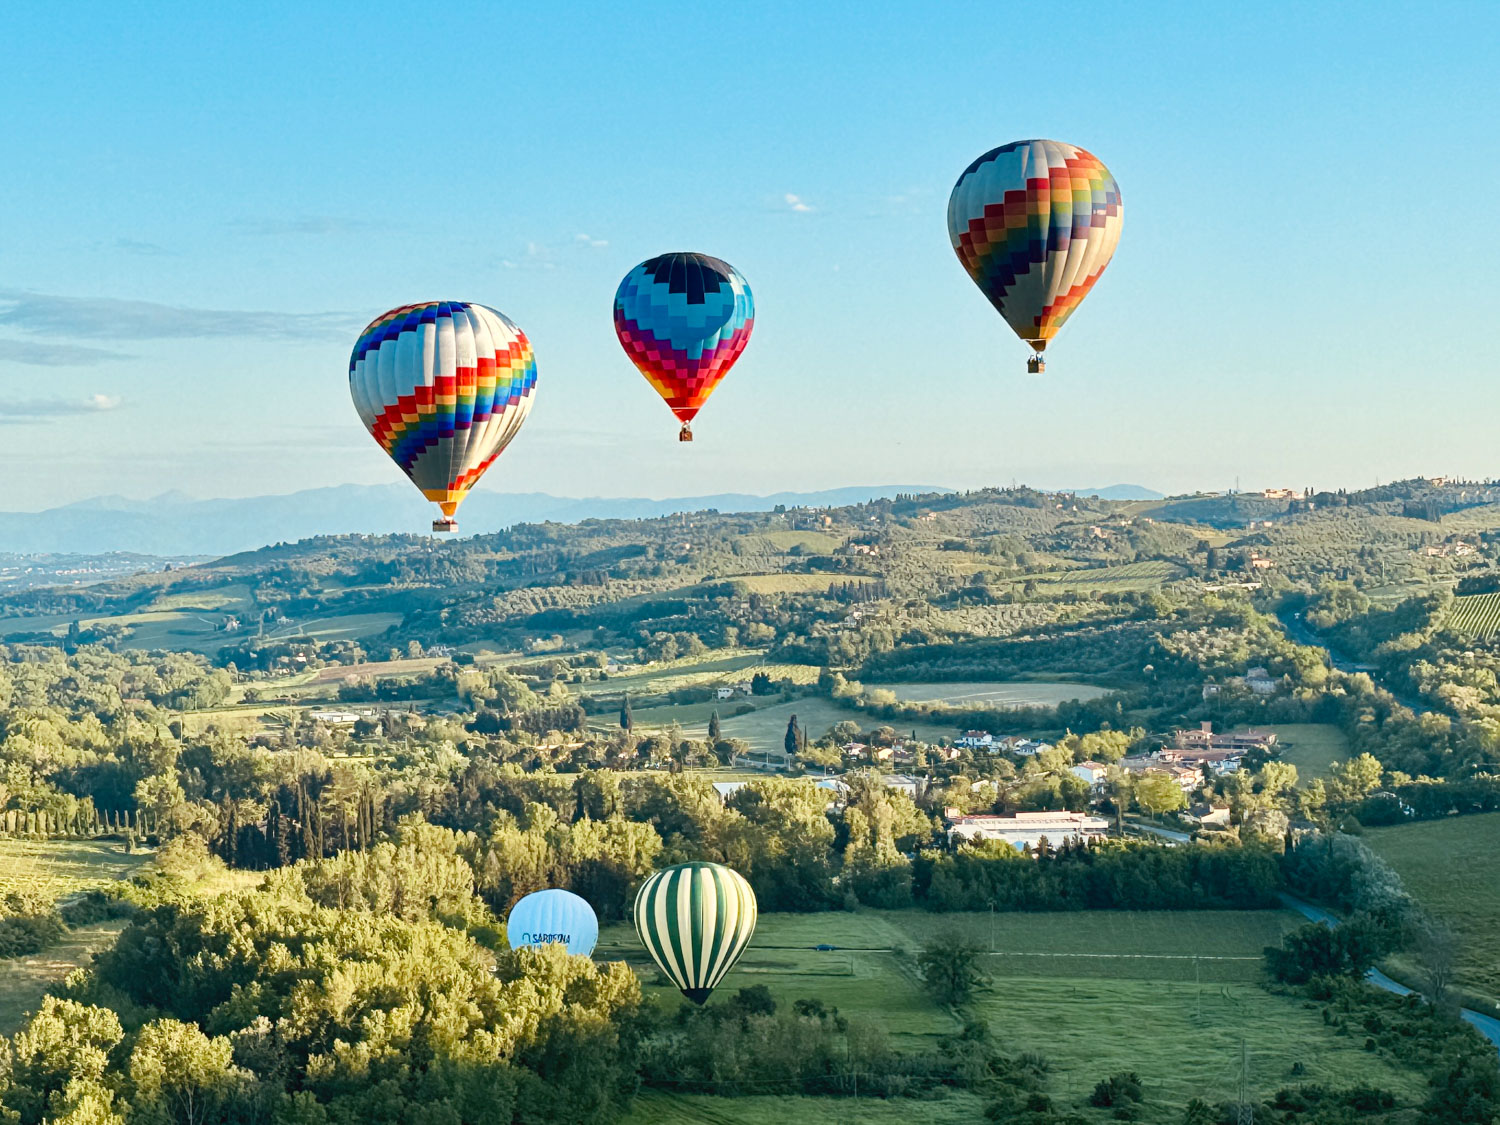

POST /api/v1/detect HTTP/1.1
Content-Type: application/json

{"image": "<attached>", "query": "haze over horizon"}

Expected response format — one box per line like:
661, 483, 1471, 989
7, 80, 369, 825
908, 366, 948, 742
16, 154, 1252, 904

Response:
3, 1, 1496, 511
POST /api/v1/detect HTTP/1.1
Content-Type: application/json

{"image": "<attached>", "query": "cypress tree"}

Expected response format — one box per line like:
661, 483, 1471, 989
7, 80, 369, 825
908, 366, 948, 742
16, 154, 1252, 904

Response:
620, 693, 633, 733
784, 714, 801, 757
708, 709, 721, 744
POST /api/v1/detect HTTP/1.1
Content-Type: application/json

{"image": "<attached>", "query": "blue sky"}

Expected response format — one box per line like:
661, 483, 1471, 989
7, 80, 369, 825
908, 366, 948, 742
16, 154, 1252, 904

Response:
2, 0, 1497, 509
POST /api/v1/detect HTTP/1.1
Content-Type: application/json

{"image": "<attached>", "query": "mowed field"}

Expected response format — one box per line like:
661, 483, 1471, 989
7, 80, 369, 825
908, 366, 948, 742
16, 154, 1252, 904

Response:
605, 909, 1428, 1121
0, 839, 264, 1034
0, 839, 154, 1033
1265, 723, 1351, 781
869, 681, 1109, 707
0, 580, 401, 654
1364, 812, 1500, 1007
0, 838, 150, 899
1024, 560, 1184, 592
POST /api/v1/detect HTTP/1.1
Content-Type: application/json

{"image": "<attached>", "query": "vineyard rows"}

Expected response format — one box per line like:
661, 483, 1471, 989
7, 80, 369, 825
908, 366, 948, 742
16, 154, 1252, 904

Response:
1447, 592, 1500, 639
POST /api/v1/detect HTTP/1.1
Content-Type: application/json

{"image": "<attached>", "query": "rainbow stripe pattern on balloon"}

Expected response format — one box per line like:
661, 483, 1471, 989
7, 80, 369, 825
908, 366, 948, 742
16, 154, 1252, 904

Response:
348, 301, 537, 517
613, 253, 753, 424
947, 139, 1122, 348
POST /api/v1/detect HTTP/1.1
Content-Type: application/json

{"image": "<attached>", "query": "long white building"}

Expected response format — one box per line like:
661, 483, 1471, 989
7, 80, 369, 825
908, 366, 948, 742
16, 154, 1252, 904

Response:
945, 810, 1110, 850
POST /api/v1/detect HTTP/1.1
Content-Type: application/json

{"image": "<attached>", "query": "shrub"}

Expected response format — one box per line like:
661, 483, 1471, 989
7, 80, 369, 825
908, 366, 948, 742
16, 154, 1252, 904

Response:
1091, 1071, 1144, 1108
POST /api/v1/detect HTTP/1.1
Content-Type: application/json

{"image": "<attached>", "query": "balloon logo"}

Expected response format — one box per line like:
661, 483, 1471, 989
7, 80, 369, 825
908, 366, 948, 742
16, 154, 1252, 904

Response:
506, 889, 599, 957
633, 861, 757, 1004
948, 139, 1122, 373
613, 252, 753, 442
349, 301, 537, 532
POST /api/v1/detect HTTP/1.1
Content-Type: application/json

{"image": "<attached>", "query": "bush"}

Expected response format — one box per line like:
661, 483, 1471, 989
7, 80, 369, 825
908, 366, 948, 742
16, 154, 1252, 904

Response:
1091, 1071, 1144, 1108
0, 911, 66, 958
59, 890, 138, 927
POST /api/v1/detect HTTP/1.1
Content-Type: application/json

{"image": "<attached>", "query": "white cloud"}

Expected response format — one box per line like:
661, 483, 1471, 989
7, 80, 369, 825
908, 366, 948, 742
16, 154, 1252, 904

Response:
784, 193, 814, 213
0, 340, 133, 367
0, 394, 124, 423
0, 288, 356, 341
575, 233, 609, 248
500, 241, 559, 271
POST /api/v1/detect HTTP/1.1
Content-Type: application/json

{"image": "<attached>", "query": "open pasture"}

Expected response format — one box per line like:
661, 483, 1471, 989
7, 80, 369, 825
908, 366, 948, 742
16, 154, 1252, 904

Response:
867, 680, 1110, 708
1265, 723, 1350, 780
741, 530, 843, 554
1365, 812, 1500, 1007
603, 908, 1426, 1119
726, 573, 876, 595
0, 919, 134, 1034
0, 838, 150, 900
1025, 559, 1184, 592
261, 611, 403, 644
717, 697, 958, 754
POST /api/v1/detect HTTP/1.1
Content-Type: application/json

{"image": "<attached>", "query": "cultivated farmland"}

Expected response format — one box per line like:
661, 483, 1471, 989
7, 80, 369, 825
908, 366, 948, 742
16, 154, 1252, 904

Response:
1365, 812, 1500, 1008
604, 909, 1430, 1121
1447, 592, 1500, 639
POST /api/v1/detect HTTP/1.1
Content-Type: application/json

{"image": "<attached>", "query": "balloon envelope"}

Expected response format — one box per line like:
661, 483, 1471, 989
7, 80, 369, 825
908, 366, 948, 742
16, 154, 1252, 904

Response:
613, 253, 753, 426
947, 139, 1122, 352
349, 301, 537, 520
633, 861, 757, 1004
507, 889, 599, 957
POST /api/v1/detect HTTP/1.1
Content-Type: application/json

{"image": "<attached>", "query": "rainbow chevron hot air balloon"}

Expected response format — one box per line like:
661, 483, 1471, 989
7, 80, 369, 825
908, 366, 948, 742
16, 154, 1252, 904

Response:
613, 253, 753, 441
633, 861, 757, 1004
349, 301, 537, 532
948, 139, 1122, 373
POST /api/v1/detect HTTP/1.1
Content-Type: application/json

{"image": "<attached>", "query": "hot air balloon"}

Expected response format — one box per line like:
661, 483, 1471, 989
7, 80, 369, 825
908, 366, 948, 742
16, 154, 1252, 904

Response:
633, 861, 757, 1004
349, 301, 537, 532
613, 253, 753, 441
947, 139, 1122, 374
506, 889, 599, 957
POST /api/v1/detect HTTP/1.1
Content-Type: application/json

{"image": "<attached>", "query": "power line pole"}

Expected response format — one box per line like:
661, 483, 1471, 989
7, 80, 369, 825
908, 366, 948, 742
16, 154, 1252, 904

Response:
1237, 1038, 1254, 1125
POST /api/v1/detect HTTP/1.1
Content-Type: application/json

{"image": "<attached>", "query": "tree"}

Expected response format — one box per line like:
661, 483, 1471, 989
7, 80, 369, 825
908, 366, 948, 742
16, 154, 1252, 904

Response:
1329, 753, 1384, 805
1134, 773, 1187, 820
619, 693, 633, 733
127, 1019, 251, 1125
1263, 917, 1387, 984
783, 715, 801, 758
916, 931, 990, 1008
707, 710, 721, 744
1416, 922, 1459, 1011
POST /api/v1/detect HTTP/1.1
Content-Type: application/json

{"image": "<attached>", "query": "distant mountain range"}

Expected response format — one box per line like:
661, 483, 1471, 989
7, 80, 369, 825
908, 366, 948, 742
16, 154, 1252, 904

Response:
0, 483, 1163, 557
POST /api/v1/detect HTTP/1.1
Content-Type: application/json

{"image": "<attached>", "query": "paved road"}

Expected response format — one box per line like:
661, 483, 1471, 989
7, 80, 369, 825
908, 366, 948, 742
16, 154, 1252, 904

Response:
1276, 611, 1428, 712
1279, 893, 1500, 1050
1124, 820, 1191, 845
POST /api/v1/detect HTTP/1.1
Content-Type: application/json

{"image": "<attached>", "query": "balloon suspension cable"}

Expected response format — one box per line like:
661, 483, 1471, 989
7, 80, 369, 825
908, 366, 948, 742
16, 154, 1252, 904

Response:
432, 516, 458, 534
678, 423, 694, 442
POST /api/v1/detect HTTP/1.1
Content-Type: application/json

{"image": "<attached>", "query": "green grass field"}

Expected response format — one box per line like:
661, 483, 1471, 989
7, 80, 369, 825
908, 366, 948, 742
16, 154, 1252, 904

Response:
603, 909, 1429, 1120
746, 531, 843, 554
0, 593, 400, 654
1025, 560, 1185, 592
0, 919, 134, 1034
1265, 723, 1351, 781
868, 681, 1110, 708
0, 838, 151, 899
727, 574, 875, 595
718, 698, 957, 755
1364, 812, 1500, 1007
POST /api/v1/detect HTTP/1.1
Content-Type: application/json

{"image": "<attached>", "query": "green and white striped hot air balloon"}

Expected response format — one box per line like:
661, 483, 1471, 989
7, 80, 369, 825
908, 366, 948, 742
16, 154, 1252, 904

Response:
632, 861, 758, 1004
